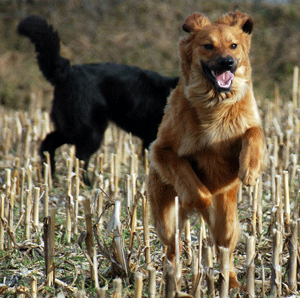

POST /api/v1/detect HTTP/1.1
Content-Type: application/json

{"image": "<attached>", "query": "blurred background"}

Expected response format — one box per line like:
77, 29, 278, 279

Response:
0, 0, 299, 111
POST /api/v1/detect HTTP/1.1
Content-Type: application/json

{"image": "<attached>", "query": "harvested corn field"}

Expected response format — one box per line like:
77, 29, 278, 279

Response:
0, 68, 300, 297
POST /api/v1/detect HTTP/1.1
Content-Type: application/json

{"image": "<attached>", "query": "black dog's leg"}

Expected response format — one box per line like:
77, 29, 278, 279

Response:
39, 131, 67, 175
75, 140, 102, 186
75, 119, 109, 185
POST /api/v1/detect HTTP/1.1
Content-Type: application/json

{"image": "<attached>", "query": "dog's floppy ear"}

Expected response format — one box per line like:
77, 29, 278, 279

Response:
182, 13, 211, 34
215, 11, 253, 35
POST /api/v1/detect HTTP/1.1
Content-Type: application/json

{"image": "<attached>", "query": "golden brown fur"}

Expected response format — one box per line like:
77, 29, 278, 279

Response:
147, 11, 265, 289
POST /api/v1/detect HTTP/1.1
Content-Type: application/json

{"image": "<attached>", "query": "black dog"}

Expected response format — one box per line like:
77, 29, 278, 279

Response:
18, 16, 179, 184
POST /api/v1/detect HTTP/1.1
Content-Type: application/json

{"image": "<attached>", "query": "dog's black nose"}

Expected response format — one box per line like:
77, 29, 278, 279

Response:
217, 56, 235, 70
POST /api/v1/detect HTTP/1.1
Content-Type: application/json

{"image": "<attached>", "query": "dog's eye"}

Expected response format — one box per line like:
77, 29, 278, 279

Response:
230, 43, 238, 49
204, 44, 214, 50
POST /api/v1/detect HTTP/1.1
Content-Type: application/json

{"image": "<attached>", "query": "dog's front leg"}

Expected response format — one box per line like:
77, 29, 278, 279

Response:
238, 126, 265, 186
151, 145, 212, 210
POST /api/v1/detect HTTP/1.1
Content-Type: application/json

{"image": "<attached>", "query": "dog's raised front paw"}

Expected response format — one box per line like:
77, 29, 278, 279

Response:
238, 167, 260, 186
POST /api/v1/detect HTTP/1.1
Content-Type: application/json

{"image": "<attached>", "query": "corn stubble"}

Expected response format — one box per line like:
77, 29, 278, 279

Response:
0, 67, 300, 296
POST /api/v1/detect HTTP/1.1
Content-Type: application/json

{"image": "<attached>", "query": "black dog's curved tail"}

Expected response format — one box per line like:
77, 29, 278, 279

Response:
17, 15, 70, 85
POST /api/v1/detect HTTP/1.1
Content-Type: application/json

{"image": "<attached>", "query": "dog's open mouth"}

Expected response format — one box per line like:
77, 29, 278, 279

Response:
202, 62, 235, 93
213, 70, 234, 90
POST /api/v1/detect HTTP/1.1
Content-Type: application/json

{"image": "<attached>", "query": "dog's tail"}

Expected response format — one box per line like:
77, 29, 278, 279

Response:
17, 15, 70, 85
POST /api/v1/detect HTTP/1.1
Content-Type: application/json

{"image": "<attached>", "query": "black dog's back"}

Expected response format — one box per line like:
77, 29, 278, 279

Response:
18, 16, 179, 184
50, 62, 178, 149
96, 63, 178, 147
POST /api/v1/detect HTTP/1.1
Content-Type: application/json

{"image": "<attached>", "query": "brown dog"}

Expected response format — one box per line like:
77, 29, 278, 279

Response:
147, 11, 265, 289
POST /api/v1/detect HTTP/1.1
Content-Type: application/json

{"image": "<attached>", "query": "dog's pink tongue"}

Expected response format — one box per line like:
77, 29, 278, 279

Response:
216, 71, 234, 88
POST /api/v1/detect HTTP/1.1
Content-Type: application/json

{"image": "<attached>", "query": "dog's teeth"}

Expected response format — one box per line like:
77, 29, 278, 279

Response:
211, 70, 215, 77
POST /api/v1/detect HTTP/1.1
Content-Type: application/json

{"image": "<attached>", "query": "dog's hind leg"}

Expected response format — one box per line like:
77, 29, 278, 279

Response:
75, 145, 98, 186
40, 131, 67, 175
148, 167, 188, 264
75, 131, 106, 185
201, 184, 240, 289
73, 116, 109, 185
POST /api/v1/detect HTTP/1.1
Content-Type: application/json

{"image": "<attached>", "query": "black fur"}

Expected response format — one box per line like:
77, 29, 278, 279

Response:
18, 16, 179, 184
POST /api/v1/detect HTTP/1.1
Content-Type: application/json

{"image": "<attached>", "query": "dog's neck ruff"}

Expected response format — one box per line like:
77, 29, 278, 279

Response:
181, 67, 257, 149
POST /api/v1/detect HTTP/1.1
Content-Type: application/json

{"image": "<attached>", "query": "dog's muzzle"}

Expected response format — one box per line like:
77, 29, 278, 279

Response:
201, 56, 237, 93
